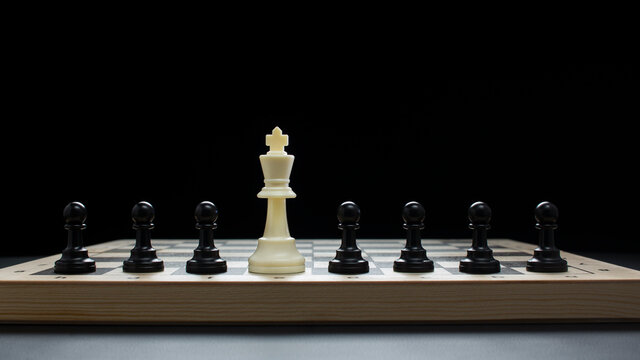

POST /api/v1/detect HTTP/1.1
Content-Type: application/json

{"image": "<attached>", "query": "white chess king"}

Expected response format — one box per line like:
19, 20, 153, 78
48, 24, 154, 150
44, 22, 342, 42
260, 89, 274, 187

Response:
248, 127, 305, 274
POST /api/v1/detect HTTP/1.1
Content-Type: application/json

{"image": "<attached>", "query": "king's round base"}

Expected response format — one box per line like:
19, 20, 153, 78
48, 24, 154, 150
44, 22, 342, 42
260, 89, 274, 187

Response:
248, 237, 305, 274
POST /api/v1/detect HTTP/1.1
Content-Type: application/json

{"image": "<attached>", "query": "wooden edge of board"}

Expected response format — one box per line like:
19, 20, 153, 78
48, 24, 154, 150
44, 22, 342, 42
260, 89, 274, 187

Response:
1, 280, 640, 324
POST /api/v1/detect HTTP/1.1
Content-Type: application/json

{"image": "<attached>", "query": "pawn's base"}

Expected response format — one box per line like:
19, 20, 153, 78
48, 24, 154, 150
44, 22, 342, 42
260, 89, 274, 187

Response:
123, 258, 164, 273
328, 259, 369, 274
250, 264, 306, 274
526, 247, 568, 272
526, 257, 568, 273
393, 258, 434, 273
459, 258, 501, 274
186, 259, 227, 274
54, 258, 96, 274
248, 237, 306, 274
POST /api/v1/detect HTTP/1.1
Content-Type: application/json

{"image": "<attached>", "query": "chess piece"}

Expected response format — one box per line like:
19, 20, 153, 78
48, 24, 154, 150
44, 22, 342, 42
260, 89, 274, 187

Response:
394, 201, 434, 272
459, 201, 501, 274
54, 202, 96, 274
328, 201, 369, 274
123, 201, 164, 273
248, 127, 305, 274
186, 201, 227, 274
527, 201, 568, 272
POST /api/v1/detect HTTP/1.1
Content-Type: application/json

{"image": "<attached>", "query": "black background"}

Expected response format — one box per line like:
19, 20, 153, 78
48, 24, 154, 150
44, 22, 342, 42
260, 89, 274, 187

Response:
7, 63, 636, 256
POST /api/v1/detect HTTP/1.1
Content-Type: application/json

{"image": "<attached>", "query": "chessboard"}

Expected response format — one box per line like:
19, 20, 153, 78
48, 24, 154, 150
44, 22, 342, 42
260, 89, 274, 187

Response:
1, 238, 639, 324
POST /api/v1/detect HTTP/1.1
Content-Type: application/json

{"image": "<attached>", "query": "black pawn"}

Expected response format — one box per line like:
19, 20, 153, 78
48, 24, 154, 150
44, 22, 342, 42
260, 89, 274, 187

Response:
54, 202, 96, 274
459, 201, 501, 274
328, 201, 369, 274
394, 201, 434, 272
526, 202, 568, 272
123, 201, 164, 273
186, 201, 227, 274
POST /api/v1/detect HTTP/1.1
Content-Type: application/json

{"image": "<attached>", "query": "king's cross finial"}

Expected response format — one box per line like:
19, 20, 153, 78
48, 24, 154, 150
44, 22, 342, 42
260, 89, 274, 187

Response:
265, 126, 288, 154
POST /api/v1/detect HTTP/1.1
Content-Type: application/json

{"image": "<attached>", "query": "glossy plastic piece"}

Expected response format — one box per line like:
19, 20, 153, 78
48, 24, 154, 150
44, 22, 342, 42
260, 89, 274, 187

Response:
394, 201, 434, 273
459, 201, 501, 274
186, 201, 227, 274
248, 127, 305, 274
526, 202, 568, 272
328, 201, 369, 274
123, 201, 164, 273
54, 202, 96, 274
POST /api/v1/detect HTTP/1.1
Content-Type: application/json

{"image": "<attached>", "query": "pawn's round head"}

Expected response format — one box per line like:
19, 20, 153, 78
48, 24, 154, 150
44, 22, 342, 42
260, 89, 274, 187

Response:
535, 201, 558, 225
337, 201, 360, 225
194, 201, 218, 224
132, 201, 155, 224
63, 202, 87, 225
468, 201, 491, 225
402, 201, 425, 225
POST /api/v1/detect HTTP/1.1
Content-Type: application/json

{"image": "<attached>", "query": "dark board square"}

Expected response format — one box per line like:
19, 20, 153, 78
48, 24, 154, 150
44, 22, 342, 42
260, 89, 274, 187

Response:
31, 268, 114, 276
495, 252, 531, 257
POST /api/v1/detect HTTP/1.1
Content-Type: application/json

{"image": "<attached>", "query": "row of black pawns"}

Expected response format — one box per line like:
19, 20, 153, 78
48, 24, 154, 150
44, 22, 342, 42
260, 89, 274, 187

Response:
54, 200, 568, 275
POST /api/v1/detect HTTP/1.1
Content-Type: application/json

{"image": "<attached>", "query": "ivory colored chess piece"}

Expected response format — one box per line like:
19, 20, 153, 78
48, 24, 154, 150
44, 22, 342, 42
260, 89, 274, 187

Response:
248, 127, 305, 274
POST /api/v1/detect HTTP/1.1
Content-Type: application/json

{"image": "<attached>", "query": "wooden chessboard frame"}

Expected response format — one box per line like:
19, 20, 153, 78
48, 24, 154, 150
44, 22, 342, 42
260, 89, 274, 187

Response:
1, 238, 639, 324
